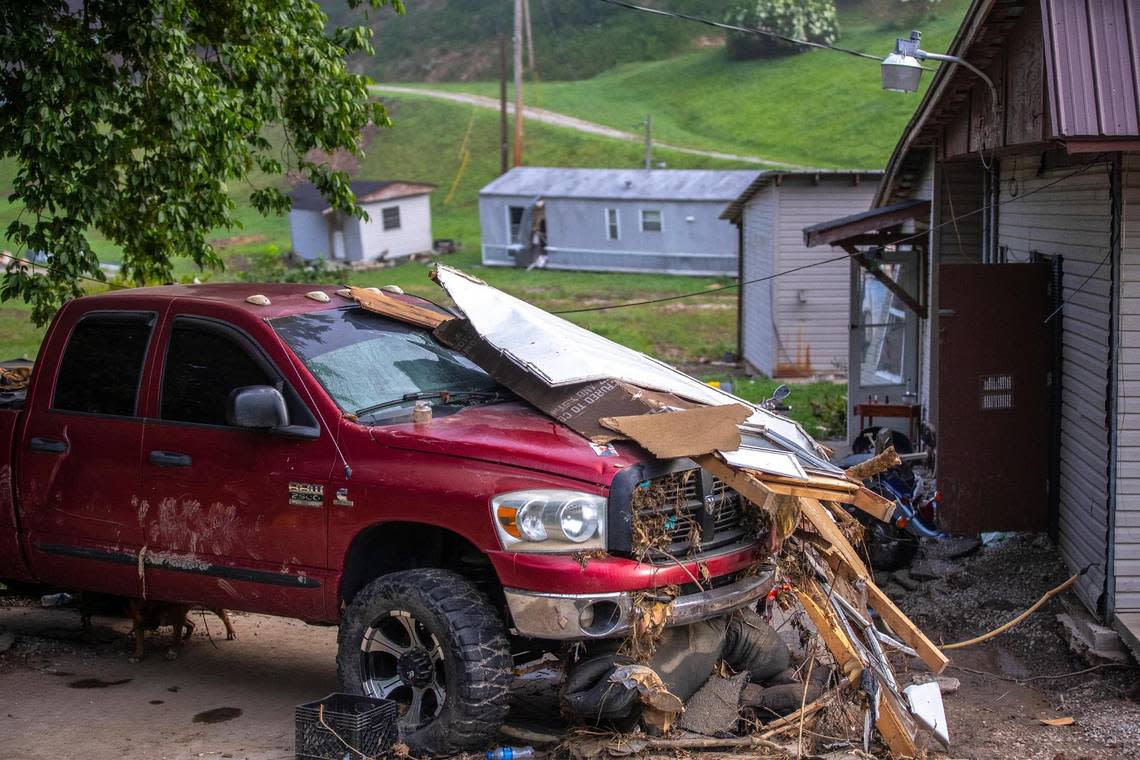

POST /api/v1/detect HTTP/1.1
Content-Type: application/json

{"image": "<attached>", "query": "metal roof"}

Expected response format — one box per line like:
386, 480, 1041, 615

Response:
291, 180, 434, 212
479, 167, 757, 202
802, 199, 930, 247
1042, 0, 1140, 139
720, 169, 883, 222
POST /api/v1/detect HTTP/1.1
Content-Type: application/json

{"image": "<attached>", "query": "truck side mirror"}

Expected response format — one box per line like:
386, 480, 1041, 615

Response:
227, 385, 290, 430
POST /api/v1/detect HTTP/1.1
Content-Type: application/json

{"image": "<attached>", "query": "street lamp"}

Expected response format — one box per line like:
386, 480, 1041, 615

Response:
882, 30, 1000, 112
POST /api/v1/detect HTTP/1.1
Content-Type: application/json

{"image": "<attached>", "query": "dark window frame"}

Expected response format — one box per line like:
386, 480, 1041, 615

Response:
156, 315, 319, 437
381, 205, 401, 231
50, 310, 158, 419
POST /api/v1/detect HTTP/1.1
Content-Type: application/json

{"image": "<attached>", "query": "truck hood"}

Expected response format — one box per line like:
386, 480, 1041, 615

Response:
367, 401, 646, 486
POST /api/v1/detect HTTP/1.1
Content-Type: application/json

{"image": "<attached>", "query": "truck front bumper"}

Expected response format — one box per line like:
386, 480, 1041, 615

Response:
504, 565, 776, 639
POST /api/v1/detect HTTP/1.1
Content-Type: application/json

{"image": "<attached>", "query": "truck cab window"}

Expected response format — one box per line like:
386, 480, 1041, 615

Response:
161, 323, 273, 426
53, 314, 153, 416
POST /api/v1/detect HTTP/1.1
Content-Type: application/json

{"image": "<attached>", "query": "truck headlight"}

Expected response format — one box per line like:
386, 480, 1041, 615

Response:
492, 490, 606, 552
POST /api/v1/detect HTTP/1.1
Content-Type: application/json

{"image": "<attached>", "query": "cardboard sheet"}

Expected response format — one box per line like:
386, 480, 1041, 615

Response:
598, 404, 751, 458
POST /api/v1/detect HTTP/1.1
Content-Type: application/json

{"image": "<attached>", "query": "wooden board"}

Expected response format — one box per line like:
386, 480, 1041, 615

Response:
350, 286, 452, 329
866, 581, 949, 675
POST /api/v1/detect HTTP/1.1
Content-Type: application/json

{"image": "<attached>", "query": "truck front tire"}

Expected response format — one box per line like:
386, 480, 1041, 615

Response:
337, 568, 512, 755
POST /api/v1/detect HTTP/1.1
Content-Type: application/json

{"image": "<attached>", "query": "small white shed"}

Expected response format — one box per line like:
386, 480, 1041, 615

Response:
721, 170, 882, 378
289, 180, 436, 263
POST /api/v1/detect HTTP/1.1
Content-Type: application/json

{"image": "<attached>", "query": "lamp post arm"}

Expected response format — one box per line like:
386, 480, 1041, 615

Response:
916, 50, 1001, 112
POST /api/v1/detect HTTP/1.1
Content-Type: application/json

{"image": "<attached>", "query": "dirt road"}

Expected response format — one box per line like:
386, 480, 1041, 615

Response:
0, 605, 337, 760
371, 85, 806, 169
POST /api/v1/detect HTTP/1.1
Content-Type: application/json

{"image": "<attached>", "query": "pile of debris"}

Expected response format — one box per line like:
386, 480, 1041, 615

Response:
350, 267, 952, 757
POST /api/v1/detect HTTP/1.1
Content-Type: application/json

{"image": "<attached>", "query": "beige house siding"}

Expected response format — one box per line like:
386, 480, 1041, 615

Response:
937, 161, 984, 264
740, 186, 777, 375
998, 158, 1112, 612
1117, 154, 1140, 613
771, 177, 878, 375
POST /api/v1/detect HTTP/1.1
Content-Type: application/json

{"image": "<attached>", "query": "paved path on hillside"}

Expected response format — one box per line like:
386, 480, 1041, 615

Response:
372, 85, 811, 169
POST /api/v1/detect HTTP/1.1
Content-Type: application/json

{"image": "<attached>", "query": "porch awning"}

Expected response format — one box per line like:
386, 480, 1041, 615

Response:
802, 199, 930, 248
802, 198, 931, 319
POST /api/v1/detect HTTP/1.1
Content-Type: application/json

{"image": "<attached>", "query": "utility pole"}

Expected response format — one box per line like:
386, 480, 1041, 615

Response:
499, 36, 509, 175
643, 114, 652, 170
513, 0, 524, 167
522, 0, 535, 74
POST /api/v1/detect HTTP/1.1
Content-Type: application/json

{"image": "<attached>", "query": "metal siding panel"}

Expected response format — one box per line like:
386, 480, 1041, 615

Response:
999, 159, 1111, 612
773, 178, 878, 374
741, 186, 777, 375
1118, 153, 1140, 611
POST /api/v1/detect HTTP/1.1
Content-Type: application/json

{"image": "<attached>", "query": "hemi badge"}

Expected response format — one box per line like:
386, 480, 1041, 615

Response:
288, 482, 324, 507
333, 488, 354, 508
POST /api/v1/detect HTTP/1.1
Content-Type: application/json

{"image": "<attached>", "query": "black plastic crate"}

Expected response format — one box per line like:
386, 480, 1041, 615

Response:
296, 693, 398, 760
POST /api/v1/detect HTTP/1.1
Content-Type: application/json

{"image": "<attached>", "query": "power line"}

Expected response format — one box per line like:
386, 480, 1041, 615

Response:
555, 154, 1106, 315
593, 0, 900, 65
3, 252, 129, 290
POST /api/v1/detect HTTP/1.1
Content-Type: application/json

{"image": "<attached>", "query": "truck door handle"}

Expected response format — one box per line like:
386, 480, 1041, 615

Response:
149, 450, 192, 467
29, 437, 67, 454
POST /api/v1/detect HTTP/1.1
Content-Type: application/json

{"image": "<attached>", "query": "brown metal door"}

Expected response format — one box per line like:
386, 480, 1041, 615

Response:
937, 263, 1050, 533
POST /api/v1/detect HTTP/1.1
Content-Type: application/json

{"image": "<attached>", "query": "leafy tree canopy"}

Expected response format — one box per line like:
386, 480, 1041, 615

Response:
0, 0, 404, 324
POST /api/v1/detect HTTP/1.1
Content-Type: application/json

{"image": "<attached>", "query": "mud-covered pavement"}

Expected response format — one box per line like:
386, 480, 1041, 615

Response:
1, 533, 1138, 760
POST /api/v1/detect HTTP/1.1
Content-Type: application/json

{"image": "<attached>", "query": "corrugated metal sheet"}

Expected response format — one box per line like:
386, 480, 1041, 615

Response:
480, 167, 756, 202
1042, 0, 1140, 138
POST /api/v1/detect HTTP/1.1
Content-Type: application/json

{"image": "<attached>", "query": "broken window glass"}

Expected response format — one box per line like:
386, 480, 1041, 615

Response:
858, 264, 909, 387
272, 307, 500, 422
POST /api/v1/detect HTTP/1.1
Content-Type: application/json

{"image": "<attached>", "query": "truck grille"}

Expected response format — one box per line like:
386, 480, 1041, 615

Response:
631, 468, 750, 560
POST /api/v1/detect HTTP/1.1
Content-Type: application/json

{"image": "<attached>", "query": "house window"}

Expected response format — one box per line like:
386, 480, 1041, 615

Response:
508, 206, 526, 245
605, 208, 620, 240
381, 206, 401, 231
640, 209, 662, 232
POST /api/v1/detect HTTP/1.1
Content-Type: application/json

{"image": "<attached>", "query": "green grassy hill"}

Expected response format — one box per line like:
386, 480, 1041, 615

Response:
326, 0, 734, 82
392, 0, 971, 168
0, 95, 749, 363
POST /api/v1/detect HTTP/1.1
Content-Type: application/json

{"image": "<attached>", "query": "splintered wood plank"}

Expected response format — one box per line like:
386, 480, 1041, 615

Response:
797, 498, 870, 580
876, 687, 920, 758
794, 584, 864, 684
349, 286, 452, 329
866, 581, 949, 675
753, 479, 895, 523
694, 454, 777, 502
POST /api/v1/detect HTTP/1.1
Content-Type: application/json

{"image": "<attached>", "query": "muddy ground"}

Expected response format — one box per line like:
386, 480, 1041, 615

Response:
0, 534, 1137, 759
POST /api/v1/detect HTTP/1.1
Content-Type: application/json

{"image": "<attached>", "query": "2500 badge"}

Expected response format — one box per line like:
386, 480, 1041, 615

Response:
288, 482, 324, 507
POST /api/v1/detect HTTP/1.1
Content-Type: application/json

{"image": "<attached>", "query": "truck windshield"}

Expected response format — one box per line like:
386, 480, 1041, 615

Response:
271, 307, 500, 420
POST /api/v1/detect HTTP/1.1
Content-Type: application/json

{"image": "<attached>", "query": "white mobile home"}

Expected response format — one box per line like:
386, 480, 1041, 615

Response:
721, 170, 882, 378
478, 168, 755, 276
289, 180, 435, 264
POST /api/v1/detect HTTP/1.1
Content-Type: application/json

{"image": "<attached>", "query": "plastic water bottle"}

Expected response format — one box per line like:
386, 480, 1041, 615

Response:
486, 747, 535, 760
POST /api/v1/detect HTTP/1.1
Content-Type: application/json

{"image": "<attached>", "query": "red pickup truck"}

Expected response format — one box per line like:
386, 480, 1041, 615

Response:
0, 283, 774, 753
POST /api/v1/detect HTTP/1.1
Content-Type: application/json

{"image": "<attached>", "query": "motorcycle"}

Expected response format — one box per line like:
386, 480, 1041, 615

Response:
758, 385, 945, 571
839, 425, 947, 571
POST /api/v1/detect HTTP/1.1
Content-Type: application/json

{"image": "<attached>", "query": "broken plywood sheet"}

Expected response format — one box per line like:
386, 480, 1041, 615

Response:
599, 404, 751, 458
432, 265, 825, 457
350, 286, 452, 329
